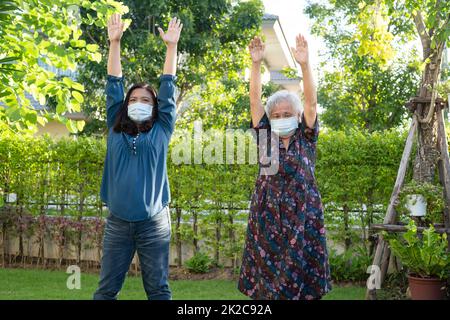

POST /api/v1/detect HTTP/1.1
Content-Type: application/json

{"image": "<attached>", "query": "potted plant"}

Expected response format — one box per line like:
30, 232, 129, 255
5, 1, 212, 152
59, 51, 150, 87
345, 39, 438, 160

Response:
384, 220, 450, 300
396, 180, 444, 224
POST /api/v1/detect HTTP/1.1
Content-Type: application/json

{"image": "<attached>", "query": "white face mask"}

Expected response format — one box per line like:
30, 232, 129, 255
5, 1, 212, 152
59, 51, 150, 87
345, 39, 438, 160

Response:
127, 102, 153, 122
270, 116, 299, 137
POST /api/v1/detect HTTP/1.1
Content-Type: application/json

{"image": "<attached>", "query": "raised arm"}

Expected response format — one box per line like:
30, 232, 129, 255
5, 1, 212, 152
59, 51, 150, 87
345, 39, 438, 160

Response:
107, 13, 123, 77
158, 17, 183, 76
249, 36, 266, 127
291, 34, 317, 129
105, 14, 125, 129
155, 18, 183, 137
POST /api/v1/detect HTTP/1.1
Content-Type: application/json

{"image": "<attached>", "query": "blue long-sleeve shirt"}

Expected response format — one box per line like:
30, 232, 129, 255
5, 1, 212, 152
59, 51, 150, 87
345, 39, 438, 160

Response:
100, 74, 177, 222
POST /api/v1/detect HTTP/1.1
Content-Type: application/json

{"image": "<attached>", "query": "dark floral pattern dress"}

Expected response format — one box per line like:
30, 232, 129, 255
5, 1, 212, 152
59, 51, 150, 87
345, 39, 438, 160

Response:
238, 112, 332, 300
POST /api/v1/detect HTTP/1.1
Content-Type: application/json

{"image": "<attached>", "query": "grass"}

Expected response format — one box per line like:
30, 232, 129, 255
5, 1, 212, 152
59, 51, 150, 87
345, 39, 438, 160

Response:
0, 267, 365, 300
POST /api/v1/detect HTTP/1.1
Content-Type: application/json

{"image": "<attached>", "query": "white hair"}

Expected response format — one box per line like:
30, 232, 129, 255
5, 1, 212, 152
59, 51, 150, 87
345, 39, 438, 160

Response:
264, 90, 303, 117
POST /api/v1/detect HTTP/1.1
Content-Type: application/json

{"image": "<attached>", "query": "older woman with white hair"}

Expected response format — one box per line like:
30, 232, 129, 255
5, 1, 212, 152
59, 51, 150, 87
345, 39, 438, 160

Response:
238, 35, 332, 300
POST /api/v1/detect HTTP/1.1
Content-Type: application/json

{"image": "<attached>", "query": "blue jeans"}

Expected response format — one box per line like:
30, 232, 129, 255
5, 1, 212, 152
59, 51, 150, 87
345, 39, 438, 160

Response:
93, 206, 172, 300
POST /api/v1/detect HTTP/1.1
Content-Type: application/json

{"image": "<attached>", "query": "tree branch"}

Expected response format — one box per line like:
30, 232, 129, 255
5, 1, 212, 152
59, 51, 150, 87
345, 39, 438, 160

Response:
417, 41, 445, 123
175, 83, 193, 117
434, 0, 442, 31
412, 11, 430, 57
442, 14, 450, 35
85, 30, 99, 46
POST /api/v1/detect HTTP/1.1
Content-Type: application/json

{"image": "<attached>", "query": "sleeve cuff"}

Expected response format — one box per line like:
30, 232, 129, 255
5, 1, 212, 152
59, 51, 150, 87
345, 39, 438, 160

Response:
301, 112, 318, 129
160, 74, 177, 82
250, 113, 270, 129
107, 74, 124, 82
301, 112, 319, 141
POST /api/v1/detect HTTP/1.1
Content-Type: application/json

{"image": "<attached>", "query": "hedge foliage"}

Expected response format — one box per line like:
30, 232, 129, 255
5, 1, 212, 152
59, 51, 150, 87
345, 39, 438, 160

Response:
1, 125, 449, 271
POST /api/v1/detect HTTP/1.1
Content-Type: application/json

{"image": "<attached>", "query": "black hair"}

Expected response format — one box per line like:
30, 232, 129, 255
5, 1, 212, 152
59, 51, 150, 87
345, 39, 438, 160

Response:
113, 83, 158, 135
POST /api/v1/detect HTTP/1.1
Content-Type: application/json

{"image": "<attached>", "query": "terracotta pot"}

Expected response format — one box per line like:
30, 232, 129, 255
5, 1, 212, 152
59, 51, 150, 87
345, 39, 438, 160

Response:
407, 274, 447, 300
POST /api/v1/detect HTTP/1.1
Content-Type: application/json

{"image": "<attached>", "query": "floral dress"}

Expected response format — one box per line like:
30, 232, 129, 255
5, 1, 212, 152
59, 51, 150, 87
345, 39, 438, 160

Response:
238, 112, 332, 300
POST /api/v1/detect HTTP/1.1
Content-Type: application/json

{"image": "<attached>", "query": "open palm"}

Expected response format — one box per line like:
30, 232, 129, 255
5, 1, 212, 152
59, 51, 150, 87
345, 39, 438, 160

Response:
249, 36, 265, 63
107, 13, 124, 42
158, 17, 183, 46
291, 34, 309, 66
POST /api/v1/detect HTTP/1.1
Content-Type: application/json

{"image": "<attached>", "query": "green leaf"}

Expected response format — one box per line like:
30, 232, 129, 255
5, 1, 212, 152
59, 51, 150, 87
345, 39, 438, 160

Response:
0, 56, 19, 64
38, 93, 46, 106
70, 100, 81, 112
72, 91, 84, 103
76, 120, 85, 132
5, 107, 20, 121
69, 39, 86, 47
24, 111, 37, 124
71, 82, 84, 92
65, 119, 78, 133
86, 44, 98, 52
62, 77, 74, 88
89, 52, 102, 63
36, 115, 47, 126
56, 103, 66, 114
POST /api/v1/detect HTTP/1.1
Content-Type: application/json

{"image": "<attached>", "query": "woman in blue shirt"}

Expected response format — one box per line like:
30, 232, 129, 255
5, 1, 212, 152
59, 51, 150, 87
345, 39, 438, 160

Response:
93, 14, 182, 300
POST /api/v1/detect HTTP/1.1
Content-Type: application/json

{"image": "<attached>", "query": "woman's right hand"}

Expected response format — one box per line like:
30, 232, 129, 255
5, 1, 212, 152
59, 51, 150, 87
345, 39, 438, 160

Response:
249, 36, 265, 63
107, 13, 124, 43
248, 36, 265, 127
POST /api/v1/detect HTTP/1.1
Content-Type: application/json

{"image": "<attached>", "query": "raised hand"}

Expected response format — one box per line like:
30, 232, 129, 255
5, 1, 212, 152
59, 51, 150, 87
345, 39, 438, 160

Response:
107, 13, 124, 43
249, 36, 265, 63
158, 17, 183, 47
291, 34, 309, 66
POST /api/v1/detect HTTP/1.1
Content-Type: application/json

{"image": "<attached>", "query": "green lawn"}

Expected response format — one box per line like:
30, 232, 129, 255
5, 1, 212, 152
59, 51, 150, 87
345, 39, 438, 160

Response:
0, 268, 365, 300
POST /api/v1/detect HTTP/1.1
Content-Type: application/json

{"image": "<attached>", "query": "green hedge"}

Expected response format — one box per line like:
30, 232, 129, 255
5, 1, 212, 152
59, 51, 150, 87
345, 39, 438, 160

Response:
0, 126, 448, 270
317, 128, 410, 251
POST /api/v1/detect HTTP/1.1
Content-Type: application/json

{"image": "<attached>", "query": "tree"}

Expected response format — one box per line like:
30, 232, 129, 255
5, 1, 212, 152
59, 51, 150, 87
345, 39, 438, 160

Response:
0, 0, 129, 134
77, 0, 264, 135
404, 0, 449, 184
317, 55, 421, 132
175, 78, 281, 131
305, 0, 422, 132
308, 0, 450, 183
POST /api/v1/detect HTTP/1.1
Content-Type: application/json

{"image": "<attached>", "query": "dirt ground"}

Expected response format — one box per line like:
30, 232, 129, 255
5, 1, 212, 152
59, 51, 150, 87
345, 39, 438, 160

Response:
169, 266, 239, 281
1, 255, 239, 281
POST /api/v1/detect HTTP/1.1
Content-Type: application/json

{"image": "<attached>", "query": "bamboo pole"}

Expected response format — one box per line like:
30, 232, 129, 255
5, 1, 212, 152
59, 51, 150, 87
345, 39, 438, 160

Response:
370, 223, 450, 234
436, 107, 450, 248
366, 115, 418, 300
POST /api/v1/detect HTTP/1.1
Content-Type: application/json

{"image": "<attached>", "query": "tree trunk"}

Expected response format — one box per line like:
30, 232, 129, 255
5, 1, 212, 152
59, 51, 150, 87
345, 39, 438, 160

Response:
77, 216, 83, 265
228, 214, 236, 268
175, 207, 182, 267
412, 20, 445, 185
77, 171, 85, 265
412, 67, 440, 184
192, 211, 198, 254
2, 222, 6, 267
36, 214, 47, 268
215, 214, 222, 266
343, 204, 352, 251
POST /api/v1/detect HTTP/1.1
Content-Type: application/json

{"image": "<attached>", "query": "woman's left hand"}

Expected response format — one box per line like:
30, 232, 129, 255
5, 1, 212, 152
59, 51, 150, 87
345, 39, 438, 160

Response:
291, 33, 309, 66
158, 17, 183, 47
